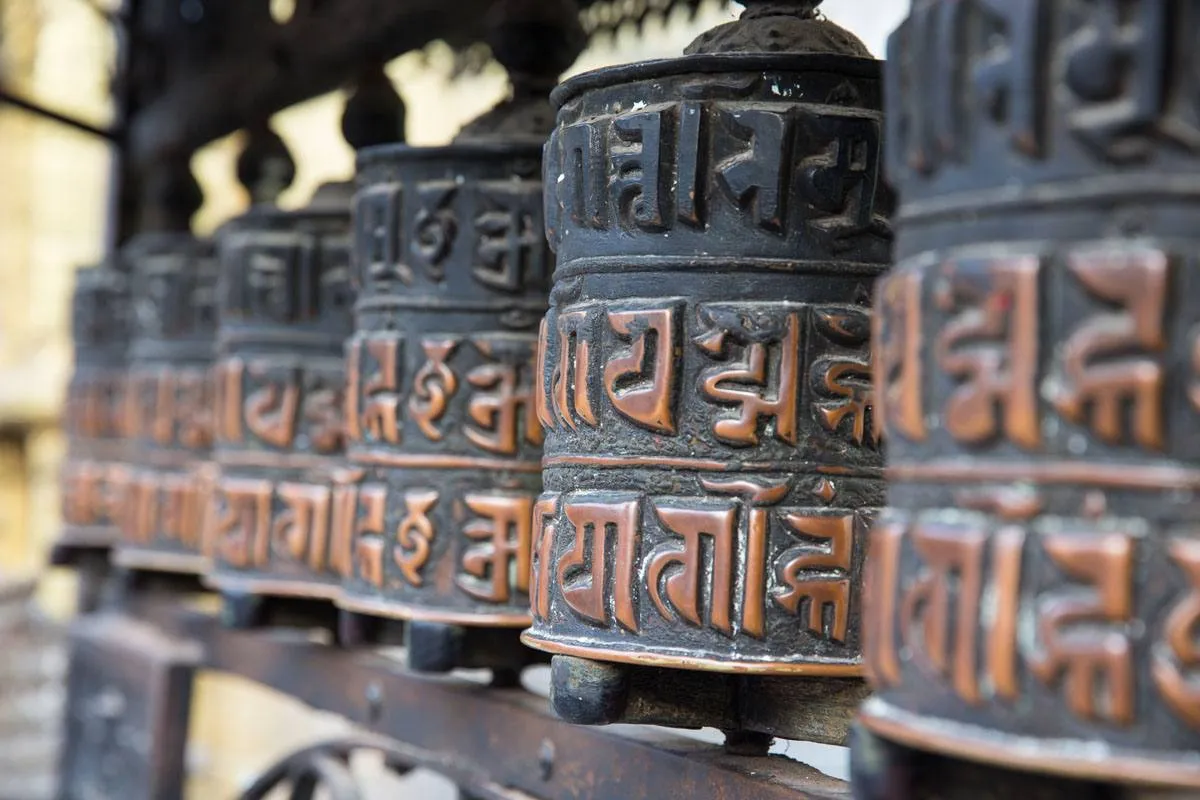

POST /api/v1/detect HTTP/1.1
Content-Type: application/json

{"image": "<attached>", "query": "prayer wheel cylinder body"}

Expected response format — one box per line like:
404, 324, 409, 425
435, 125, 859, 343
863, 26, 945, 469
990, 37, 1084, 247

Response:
112, 234, 219, 575
206, 196, 355, 600
59, 264, 131, 553
860, 0, 1200, 789
338, 143, 549, 629
522, 52, 892, 674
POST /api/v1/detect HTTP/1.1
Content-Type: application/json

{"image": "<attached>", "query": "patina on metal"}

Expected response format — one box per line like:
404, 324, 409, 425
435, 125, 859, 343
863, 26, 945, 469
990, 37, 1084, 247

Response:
523, 0, 891, 728
58, 262, 132, 556
337, 0, 583, 674
858, 0, 1200, 792
111, 232, 220, 576
205, 74, 404, 621
205, 179, 357, 606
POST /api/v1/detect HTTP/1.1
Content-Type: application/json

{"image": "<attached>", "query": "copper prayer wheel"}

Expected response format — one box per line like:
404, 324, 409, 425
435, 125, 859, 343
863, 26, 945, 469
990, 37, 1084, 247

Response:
858, 0, 1200, 790
111, 233, 220, 575
58, 262, 132, 555
336, 1, 582, 673
204, 183, 356, 606
524, 0, 891, 689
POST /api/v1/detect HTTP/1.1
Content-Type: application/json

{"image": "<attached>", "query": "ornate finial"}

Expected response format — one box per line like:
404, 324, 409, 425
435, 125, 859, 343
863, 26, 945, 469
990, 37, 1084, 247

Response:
236, 120, 296, 206
342, 61, 407, 150
138, 155, 203, 233
685, 0, 870, 57
455, 0, 586, 142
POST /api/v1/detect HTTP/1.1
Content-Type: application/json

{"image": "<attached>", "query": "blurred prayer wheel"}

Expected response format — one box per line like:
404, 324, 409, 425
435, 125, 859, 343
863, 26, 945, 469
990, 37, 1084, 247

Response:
857, 0, 1200, 791
58, 262, 132, 555
524, 0, 891, 698
336, 0, 582, 673
205, 183, 357, 606
112, 233, 220, 575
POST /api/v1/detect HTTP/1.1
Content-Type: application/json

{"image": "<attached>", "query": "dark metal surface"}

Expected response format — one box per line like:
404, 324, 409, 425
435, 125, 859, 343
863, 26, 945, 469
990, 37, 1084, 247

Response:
526, 1, 892, 680
206, 187, 356, 603
112, 232, 220, 576
57, 613, 197, 800
152, 603, 850, 800
340, 141, 549, 632
861, 0, 1200, 791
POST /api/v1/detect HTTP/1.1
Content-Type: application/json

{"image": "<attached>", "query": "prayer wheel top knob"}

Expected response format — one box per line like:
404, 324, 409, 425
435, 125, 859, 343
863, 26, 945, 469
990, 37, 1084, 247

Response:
687, 0, 869, 57
456, 0, 584, 141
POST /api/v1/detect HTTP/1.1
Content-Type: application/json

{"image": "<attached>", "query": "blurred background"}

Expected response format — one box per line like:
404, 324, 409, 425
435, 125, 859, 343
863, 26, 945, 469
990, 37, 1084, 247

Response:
0, 0, 905, 795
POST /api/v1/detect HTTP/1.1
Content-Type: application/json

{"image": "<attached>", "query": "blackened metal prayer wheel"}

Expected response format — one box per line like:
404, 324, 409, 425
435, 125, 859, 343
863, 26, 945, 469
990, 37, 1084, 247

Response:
206, 181, 357, 605
59, 263, 131, 555
111, 233, 220, 575
338, 0, 584, 673
525, 0, 892, 707
859, 0, 1200, 791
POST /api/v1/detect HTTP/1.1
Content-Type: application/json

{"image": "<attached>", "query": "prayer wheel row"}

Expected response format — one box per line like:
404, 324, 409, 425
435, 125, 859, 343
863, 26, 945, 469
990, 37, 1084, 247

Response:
53, 0, 1198, 792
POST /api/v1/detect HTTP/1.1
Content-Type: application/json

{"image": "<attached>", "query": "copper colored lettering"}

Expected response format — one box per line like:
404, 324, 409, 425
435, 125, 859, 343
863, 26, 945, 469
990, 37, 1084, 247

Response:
1054, 249, 1168, 450
328, 478, 360, 579
458, 493, 535, 604
152, 370, 176, 445
215, 359, 245, 444
1029, 532, 1135, 725
214, 478, 273, 568
988, 526, 1026, 702
775, 512, 856, 642
552, 310, 597, 429
604, 307, 677, 434
409, 338, 460, 441
360, 335, 404, 445
465, 341, 541, 455
900, 520, 987, 705
698, 309, 801, 446
559, 497, 641, 631
274, 483, 333, 571
175, 369, 212, 449
811, 306, 877, 447
531, 495, 559, 621
303, 383, 345, 454
395, 490, 438, 587
936, 256, 1041, 448
648, 503, 738, 635
353, 484, 388, 588
1152, 538, 1200, 729
873, 270, 926, 441
864, 519, 905, 688
245, 366, 302, 449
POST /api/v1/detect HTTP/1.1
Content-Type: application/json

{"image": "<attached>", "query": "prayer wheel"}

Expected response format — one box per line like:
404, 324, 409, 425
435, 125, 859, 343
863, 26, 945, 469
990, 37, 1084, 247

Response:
857, 0, 1200, 791
337, 0, 583, 673
523, 0, 891, 705
58, 262, 131, 555
111, 233, 220, 576
205, 182, 356, 607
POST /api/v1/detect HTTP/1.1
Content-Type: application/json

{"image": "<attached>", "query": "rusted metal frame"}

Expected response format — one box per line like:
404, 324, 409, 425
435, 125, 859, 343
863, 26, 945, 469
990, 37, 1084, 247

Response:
126, 0, 495, 169
119, 590, 848, 800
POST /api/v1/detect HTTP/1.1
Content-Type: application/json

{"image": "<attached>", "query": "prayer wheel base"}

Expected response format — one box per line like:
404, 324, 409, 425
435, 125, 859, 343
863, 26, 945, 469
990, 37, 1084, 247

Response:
218, 592, 340, 634
404, 622, 547, 676
548, 655, 867, 745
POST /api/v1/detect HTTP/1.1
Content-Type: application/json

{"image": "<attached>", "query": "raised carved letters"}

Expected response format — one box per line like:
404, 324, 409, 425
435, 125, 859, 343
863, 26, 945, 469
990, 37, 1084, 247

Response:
697, 304, 801, 446
465, 339, 541, 455
457, 493, 534, 603
1153, 537, 1200, 729
345, 333, 403, 445
810, 305, 877, 447
1053, 249, 1168, 450
1028, 531, 1136, 725
409, 338, 461, 441
559, 497, 642, 631
604, 307, 678, 434
935, 256, 1041, 448
394, 490, 438, 587
873, 270, 926, 442
775, 511, 859, 643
